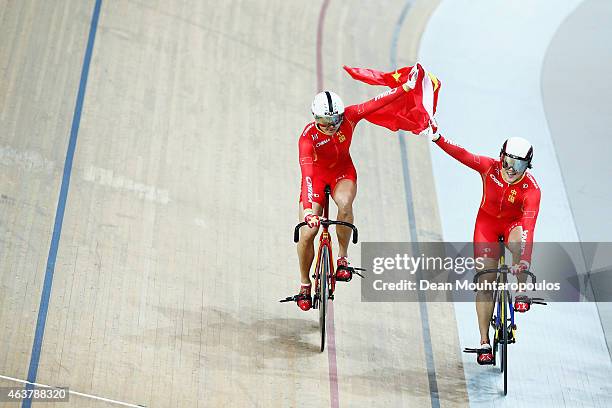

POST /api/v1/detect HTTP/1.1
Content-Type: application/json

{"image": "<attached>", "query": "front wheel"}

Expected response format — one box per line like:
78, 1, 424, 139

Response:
319, 246, 330, 352
502, 291, 508, 395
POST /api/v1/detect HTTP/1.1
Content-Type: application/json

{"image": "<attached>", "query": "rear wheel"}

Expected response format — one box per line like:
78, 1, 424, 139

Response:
491, 296, 499, 366
492, 324, 498, 366
319, 246, 329, 352
502, 291, 508, 395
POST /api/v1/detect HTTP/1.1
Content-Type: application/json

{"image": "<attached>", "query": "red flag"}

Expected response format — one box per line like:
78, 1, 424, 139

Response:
343, 63, 441, 133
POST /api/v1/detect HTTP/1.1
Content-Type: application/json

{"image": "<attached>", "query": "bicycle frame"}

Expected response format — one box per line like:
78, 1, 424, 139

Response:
287, 189, 359, 352
286, 186, 359, 308
292, 186, 358, 308
466, 239, 544, 395
493, 252, 516, 344
313, 186, 335, 307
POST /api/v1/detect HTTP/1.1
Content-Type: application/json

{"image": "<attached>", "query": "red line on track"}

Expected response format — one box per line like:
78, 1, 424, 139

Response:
326, 301, 339, 408
316, 0, 330, 93
316, 1, 339, 407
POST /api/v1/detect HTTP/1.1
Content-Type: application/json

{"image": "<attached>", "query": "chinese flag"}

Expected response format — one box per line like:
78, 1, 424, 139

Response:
343, 63, 441, 133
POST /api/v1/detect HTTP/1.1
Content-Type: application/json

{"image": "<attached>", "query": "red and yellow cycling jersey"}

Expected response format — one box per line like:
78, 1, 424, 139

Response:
299, 87, 407, 208
435, 135, 541, 263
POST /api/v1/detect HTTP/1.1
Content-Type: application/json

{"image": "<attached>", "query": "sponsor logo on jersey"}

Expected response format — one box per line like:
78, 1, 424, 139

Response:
315, 138, 330, 148
526, 173, 539, 189
337, 132, 346, 143
374, 87, 397, 101
302, 123, 315, 137
356, 103, 365, 116
306, 176, 314, 203
523, 210, 536, 219
300, 157, 313, 166
445, 138, 463, 148
311, 133, 319, 141
490, 173, 504, 187
520, 229, 529, 254
508, 189, 517, 203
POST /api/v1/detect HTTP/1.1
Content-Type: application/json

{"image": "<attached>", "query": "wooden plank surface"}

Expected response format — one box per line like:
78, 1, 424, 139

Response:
1, 1, 468, 407
0, 0, 91, 390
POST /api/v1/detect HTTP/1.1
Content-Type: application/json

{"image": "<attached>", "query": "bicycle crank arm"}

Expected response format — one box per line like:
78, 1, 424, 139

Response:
337, 266, 366, 278
279, 294, 308, 303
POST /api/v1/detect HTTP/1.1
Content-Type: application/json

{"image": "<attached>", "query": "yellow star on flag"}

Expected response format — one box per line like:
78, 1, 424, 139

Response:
427, 72, 440, 91
391, 71, 402, 82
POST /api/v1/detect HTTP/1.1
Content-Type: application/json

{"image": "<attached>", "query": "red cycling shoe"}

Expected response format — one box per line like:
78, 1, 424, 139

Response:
297, 284, 312, 311
514, 294, 531, 313
336, 257, 352, 281
477, 342, 494, 365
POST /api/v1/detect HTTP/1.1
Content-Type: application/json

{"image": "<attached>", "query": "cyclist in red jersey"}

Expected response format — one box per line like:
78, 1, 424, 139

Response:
431, 131, 541, 364
294, 75, 418, 311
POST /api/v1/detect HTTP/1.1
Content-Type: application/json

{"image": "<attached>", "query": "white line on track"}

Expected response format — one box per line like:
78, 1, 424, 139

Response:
0, 374, 146, 407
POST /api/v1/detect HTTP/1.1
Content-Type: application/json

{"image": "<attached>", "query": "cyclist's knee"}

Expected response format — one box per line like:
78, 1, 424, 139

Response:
506, 233, 522, 255
338, 208, 353, 221
506, 242, 521, 259
507, 225, 523, 244
299, 226, 319, 243
477, 289, 494, 300
337, 197, 353, 210
335, 200, 353, 218
476, 273, 496, 299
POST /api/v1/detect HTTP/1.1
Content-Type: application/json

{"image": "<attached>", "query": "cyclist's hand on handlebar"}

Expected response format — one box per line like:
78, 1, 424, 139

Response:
510, 260, 530, 276
305, 214, 321, 228
304, 209, 321, 228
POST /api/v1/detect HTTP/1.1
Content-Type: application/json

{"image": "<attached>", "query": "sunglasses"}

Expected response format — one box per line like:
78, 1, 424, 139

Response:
314, 113, 343, 128
502, 155, 529, 173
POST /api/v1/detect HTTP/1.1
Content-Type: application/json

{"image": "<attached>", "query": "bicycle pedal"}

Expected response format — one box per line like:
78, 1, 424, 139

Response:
338, 265, 365, 279
279, 294, 308, 303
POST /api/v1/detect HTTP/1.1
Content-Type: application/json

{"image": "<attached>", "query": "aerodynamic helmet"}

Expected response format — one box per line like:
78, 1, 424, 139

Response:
500, 137, 533, 173
311, 91, 344, 134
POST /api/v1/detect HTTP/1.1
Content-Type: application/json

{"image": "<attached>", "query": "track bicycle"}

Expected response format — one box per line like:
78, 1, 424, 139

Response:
463, 237, 546, 395
281, 185, 364, 352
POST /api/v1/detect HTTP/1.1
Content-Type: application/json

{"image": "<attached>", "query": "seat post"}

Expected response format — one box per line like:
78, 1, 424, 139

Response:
498, 235, 506, 283
323, 185, 331, 220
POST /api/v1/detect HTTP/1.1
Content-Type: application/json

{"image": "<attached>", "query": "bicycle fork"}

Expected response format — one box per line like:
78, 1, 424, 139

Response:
313, 232, 335, 308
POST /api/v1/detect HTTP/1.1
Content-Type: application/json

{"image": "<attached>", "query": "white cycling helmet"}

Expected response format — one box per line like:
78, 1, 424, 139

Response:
500, 137, 533, 173
311, 91, 344, 134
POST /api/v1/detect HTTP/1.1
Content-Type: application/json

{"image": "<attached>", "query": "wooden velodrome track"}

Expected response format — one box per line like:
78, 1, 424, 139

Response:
5, 0, 611, 407
1, 0, 469, 406
0, 1, 466, 406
